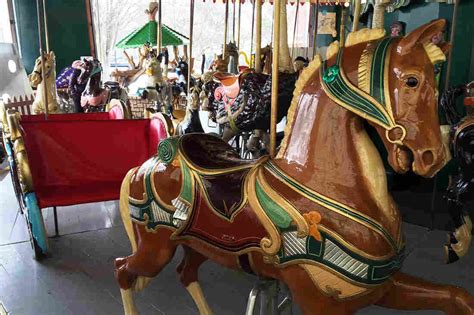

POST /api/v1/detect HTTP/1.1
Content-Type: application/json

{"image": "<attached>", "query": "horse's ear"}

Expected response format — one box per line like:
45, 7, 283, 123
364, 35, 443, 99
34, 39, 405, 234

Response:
49, 51, 55, 59
397, 19, 447, 55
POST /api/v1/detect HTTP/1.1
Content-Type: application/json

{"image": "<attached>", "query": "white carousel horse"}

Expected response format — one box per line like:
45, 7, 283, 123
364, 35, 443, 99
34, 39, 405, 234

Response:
28, 51, 59, 114
131, 54, 173, 114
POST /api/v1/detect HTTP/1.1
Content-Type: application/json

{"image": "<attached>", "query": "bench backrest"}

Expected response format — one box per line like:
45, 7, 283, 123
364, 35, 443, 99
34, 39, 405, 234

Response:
21, 112, 112, 122
21, 119, 165, 190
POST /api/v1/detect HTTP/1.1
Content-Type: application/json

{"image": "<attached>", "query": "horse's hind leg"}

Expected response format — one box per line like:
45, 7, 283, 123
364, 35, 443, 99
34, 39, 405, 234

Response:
177, 246, 213, 315
376, 271, 474, 315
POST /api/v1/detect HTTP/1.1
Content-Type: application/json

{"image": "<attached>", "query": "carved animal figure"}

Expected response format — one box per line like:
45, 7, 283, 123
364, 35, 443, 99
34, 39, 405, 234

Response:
114, 20, 474, 315
139, 54, 173, 115
29, 51, 59, 114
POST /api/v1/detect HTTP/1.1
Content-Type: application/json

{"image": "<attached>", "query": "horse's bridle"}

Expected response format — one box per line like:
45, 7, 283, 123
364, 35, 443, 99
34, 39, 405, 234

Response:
321, 37, 407, 146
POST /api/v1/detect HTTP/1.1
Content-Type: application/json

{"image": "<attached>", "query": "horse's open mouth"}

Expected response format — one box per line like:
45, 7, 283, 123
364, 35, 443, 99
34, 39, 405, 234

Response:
394, 145, 414, 173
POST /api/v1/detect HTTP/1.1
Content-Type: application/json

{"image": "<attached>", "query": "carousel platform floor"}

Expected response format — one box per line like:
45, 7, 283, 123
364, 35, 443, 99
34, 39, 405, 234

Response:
1, 169, 474, 315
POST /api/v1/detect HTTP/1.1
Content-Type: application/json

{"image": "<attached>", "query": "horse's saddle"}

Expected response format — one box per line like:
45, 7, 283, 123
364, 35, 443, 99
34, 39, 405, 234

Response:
154, 134, 268, 251
175, 134, 257, 221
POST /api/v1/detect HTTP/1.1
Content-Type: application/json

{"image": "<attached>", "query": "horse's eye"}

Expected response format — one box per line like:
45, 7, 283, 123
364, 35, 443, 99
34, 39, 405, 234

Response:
406, 77, 419, 88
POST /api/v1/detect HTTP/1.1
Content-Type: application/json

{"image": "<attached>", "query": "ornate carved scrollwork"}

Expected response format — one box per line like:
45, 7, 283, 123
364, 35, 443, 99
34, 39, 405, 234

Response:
4, 109, 34, 193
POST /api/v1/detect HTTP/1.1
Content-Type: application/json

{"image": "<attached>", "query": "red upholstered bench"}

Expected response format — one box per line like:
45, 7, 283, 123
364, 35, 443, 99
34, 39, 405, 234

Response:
1, 109, 171, 258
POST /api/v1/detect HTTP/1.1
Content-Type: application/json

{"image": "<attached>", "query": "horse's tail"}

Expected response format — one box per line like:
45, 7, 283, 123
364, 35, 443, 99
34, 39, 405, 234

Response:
120, 167, 138, 252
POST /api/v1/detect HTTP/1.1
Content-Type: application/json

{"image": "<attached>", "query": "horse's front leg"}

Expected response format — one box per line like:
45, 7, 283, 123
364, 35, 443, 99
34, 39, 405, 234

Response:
376, 271, 474, 315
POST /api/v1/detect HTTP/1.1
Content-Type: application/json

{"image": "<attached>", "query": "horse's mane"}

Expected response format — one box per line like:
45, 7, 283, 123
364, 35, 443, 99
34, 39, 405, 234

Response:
277, 28, 386, 158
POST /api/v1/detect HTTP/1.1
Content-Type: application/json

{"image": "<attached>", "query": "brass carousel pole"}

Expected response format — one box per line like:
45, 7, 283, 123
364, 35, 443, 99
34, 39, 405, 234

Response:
188, 0, 195, 94
223, 0, 230, 59
339, 4, 347, 48
312, 0, 319, 57
352, 0, 361, 32
36, 0, 49, 119
291, 1, 299, 59
157, 0, 162, 54
42, 0, 50, 53
237, 0, 242, 50
255, 0, 262, 73
270, 0, 281, 158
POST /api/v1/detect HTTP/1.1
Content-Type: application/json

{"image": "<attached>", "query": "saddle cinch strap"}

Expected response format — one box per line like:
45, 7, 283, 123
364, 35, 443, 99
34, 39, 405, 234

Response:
321, 37, 406, 145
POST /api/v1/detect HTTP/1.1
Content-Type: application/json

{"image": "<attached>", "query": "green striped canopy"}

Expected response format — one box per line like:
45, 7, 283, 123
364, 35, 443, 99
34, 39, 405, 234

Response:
115, 21, 189, 49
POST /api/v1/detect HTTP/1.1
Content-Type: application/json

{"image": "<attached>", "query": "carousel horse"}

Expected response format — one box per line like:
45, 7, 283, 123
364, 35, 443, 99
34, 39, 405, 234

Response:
203, 66, 297, 153
80, 59, 128, 113
175, 87, 204, 135
55, 60, 88, 113
440, 83, 474, 264
115, 20, 474, 315
28, 51, 59, 114
138, 53, 173, 115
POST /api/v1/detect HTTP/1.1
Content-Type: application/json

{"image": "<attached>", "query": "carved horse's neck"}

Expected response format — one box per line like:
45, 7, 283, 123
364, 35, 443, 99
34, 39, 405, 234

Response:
275, 43, 400, 239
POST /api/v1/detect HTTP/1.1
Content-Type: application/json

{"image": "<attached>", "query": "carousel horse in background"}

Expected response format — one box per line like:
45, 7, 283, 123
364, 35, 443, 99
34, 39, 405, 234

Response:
200, 63, 297, 157
55, 60, 90, 113
28, 51, 59, 114
80, 58, 128, 113
175, 87, 204, 135
137, 53, 173, 115
115, 20, 474, 315
440, 83, 474, 264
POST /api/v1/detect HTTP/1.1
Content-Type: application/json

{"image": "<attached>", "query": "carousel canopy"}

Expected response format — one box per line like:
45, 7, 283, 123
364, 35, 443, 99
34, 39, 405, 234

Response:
115, 21, 189, 49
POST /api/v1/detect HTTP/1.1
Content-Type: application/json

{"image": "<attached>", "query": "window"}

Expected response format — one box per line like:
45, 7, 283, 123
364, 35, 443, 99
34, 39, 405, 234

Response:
0, 1, 14, 43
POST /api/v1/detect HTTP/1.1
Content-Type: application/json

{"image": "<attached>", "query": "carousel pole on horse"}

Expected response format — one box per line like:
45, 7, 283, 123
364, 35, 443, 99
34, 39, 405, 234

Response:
291, 1, 299, 60
312, 0, 319, 58
269, 0, 281, 158
36, 0, 48, 119
255, 0, 262, 73
157, 0, 162, 54
223, 0, 229, 60
237, 0, 241, 51
187, 0, 195, 94
352, 0, 362, 32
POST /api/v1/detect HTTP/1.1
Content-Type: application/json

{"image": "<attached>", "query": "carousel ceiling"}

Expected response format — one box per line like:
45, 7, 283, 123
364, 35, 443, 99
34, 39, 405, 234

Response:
116, 21, 189, 49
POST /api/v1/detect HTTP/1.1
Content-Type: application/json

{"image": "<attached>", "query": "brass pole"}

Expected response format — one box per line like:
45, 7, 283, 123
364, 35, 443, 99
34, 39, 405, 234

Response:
339, 5, 347, 48
42, 0, 50, 52
352, 0, 361, 32
36, 0, 48, 119
444, 0, 458, 91
270, 0, 281, 158
223, 0, 229, 59
255, 0, 262, 73
237, 0, 241, 50
158, 0, 162, 53
232, 0, 236, 42
312, 0, 319, 57
188, 0, 195, 94
291, 2, 299, 59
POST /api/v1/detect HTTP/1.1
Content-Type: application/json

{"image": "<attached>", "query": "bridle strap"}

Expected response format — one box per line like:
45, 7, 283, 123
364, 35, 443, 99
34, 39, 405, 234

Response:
320, 38, 406, 145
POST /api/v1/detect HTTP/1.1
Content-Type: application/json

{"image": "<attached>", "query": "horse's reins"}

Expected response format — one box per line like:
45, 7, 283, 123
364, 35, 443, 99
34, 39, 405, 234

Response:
321, 37, 407, 146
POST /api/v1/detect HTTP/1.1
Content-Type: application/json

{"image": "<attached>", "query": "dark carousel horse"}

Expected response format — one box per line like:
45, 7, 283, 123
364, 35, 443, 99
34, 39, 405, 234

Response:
55, 60, 87, 113
201, 68, 298, 155
440, 84, 474, 264
80, 59, 128, 113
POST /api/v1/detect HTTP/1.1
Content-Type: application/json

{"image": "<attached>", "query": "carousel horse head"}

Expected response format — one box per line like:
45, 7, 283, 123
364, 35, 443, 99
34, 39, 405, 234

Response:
365, 19, 450, 178
79, 58, 102, 85
144, 53, 163, 83
28, 51, 56, 88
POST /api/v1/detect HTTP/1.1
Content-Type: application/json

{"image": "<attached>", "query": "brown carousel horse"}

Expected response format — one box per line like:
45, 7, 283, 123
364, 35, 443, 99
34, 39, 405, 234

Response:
115, 20, 474, 315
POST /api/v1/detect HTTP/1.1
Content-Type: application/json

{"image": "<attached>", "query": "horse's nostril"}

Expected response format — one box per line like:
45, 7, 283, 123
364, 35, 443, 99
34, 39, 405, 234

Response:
422, 150, 435, 166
